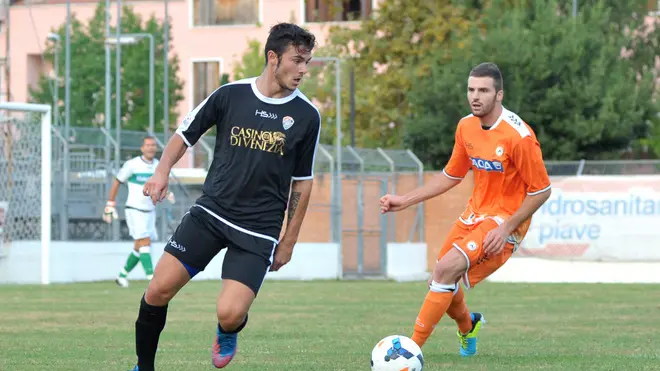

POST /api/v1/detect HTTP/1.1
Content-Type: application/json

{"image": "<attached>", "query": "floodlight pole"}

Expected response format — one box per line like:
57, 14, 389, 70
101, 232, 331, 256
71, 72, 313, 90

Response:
312, 57, 342, 247
46, 33, 60, 128
63, 0, 71, 240
53, 42, 59, 127
149, 35, 154, 135
114, 0, 122, 241
64, 0, 70, 139
164, 0, 170, 142
104, 0, 114, 240
47, 33, 65, 240
115, 0, 121, 209
106, 33, 155, 135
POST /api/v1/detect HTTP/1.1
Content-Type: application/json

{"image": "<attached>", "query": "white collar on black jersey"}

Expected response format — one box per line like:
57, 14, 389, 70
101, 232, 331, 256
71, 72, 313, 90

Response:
249, 77, 300, 105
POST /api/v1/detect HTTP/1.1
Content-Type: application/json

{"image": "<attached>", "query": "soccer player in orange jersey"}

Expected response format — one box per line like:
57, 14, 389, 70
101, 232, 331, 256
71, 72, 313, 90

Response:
380, 62, 552, 357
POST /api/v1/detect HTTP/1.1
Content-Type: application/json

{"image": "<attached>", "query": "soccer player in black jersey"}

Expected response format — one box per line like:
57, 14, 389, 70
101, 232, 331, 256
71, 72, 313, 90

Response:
127, 23, 320, 371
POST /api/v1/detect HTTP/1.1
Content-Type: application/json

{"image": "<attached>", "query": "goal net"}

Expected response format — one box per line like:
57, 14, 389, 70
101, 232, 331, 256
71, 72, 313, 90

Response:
0, 102, 52, 284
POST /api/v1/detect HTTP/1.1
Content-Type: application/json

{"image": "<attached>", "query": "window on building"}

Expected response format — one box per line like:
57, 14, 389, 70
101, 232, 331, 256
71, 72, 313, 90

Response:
305, 0, 371, 23
192, 0, 259, 26
191, 60, 221, 167
649, 0, 660, 14
192, 60, 221, 107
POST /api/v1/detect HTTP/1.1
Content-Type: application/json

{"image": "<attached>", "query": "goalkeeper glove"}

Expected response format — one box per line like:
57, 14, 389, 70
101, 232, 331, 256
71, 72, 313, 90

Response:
166, 191, 176, 204
103, 200, 118, 224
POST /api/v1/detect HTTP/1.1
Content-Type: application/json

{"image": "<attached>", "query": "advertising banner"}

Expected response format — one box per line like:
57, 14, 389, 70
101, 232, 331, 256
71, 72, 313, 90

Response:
518, 176, 660, 261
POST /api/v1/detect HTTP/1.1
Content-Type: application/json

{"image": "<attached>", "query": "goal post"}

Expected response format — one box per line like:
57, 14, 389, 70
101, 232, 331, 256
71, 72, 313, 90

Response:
0, 102, 52, 285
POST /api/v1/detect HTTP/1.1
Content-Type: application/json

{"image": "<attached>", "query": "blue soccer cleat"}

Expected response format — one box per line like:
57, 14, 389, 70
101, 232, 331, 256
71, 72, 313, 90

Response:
457, 312, 486, 357
128, 366, 139, 371
212, 328, 238, 368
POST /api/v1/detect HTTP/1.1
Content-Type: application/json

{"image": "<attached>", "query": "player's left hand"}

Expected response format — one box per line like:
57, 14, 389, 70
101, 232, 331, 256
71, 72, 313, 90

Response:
379, 194, 408, 214
483, 224, 513, 256
270, 240, 295, 272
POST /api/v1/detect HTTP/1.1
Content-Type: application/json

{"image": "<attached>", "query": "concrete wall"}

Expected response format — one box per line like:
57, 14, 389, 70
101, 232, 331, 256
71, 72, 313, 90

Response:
0, 240, 429, 284
295, 171, 474, 272
0, 241, 341, 284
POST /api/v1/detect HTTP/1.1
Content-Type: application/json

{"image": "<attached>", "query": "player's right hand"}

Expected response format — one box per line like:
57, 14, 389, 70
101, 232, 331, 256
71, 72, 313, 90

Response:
102, 201, 118, 224
143, 170, 170, 205
379, 194, 408, 214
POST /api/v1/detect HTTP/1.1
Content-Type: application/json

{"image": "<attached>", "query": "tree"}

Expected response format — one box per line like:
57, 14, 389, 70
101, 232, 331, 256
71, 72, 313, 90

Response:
404, 0, 660, 169
232, 39, 264, 81
29, 2, 184, 133
308, 0, 476, 147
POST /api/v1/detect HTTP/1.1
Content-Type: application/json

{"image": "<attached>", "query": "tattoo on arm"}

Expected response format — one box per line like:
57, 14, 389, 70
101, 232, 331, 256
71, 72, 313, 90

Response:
287, 191, 302, 224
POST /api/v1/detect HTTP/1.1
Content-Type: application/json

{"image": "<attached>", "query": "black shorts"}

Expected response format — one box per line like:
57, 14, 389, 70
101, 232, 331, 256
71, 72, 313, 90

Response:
164, 205, 278, 295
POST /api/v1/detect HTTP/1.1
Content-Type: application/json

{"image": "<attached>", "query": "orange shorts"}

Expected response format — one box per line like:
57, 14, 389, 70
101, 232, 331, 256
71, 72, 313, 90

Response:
438, 218, 516, 289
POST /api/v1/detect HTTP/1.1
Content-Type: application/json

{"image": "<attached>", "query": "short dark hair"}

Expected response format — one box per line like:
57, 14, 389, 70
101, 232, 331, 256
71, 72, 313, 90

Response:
469, 62, 503, 92
143, 135, 156, 144
264, 23, 316, 66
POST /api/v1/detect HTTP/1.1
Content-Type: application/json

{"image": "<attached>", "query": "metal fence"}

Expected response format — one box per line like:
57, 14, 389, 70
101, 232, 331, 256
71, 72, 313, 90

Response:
10, 119, 660, 277
32, 125, 427, 277
53, 126, 215, 241
0, 112, 52, 248
49, 126, 427, 245
312, 144, 425, 277
546, 160, 660, 176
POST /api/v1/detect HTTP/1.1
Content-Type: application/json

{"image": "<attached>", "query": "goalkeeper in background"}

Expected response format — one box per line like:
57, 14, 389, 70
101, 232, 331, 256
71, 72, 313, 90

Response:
103, 136, 174, 287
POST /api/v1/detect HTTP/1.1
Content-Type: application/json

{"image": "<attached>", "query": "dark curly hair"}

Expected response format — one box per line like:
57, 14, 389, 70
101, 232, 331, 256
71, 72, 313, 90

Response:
264, 23, 316, 66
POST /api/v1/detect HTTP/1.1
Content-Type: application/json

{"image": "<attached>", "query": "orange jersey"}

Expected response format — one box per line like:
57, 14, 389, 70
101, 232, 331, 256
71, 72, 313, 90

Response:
443, 108, 551, 242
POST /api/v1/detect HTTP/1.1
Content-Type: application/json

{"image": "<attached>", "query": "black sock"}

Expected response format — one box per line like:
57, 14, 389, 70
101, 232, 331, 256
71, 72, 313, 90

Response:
135, 294, 168, 371
218, 313, 248, 334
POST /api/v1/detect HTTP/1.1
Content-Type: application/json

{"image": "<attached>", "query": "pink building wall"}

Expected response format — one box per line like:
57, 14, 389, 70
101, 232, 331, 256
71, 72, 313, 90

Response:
1, 0, 373, 167
1, 2, 656, 167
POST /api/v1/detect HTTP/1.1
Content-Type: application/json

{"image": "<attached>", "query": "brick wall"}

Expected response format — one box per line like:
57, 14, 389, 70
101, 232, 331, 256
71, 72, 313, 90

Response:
290, 171, 475, 272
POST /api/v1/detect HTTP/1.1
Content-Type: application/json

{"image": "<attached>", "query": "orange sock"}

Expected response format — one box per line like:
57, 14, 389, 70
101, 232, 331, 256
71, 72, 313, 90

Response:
446, 285, 473, 335
411, 281, 456, 348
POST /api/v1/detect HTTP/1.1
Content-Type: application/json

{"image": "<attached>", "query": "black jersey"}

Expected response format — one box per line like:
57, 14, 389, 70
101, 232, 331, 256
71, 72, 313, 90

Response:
175, 77, 321, 240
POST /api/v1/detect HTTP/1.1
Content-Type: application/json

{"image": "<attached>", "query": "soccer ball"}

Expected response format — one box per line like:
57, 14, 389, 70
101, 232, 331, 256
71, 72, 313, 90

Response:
370, 335, 424, 371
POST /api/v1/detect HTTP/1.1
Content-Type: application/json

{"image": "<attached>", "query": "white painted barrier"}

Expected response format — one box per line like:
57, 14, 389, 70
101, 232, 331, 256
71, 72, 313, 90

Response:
385, 243, 429, 282
487, 257, 660, 284
7, 239, 658, 285
0, 241, 341, 284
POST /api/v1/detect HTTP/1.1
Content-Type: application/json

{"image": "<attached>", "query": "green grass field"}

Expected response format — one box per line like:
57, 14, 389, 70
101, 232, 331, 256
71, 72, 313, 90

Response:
0, 280, 658, 370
